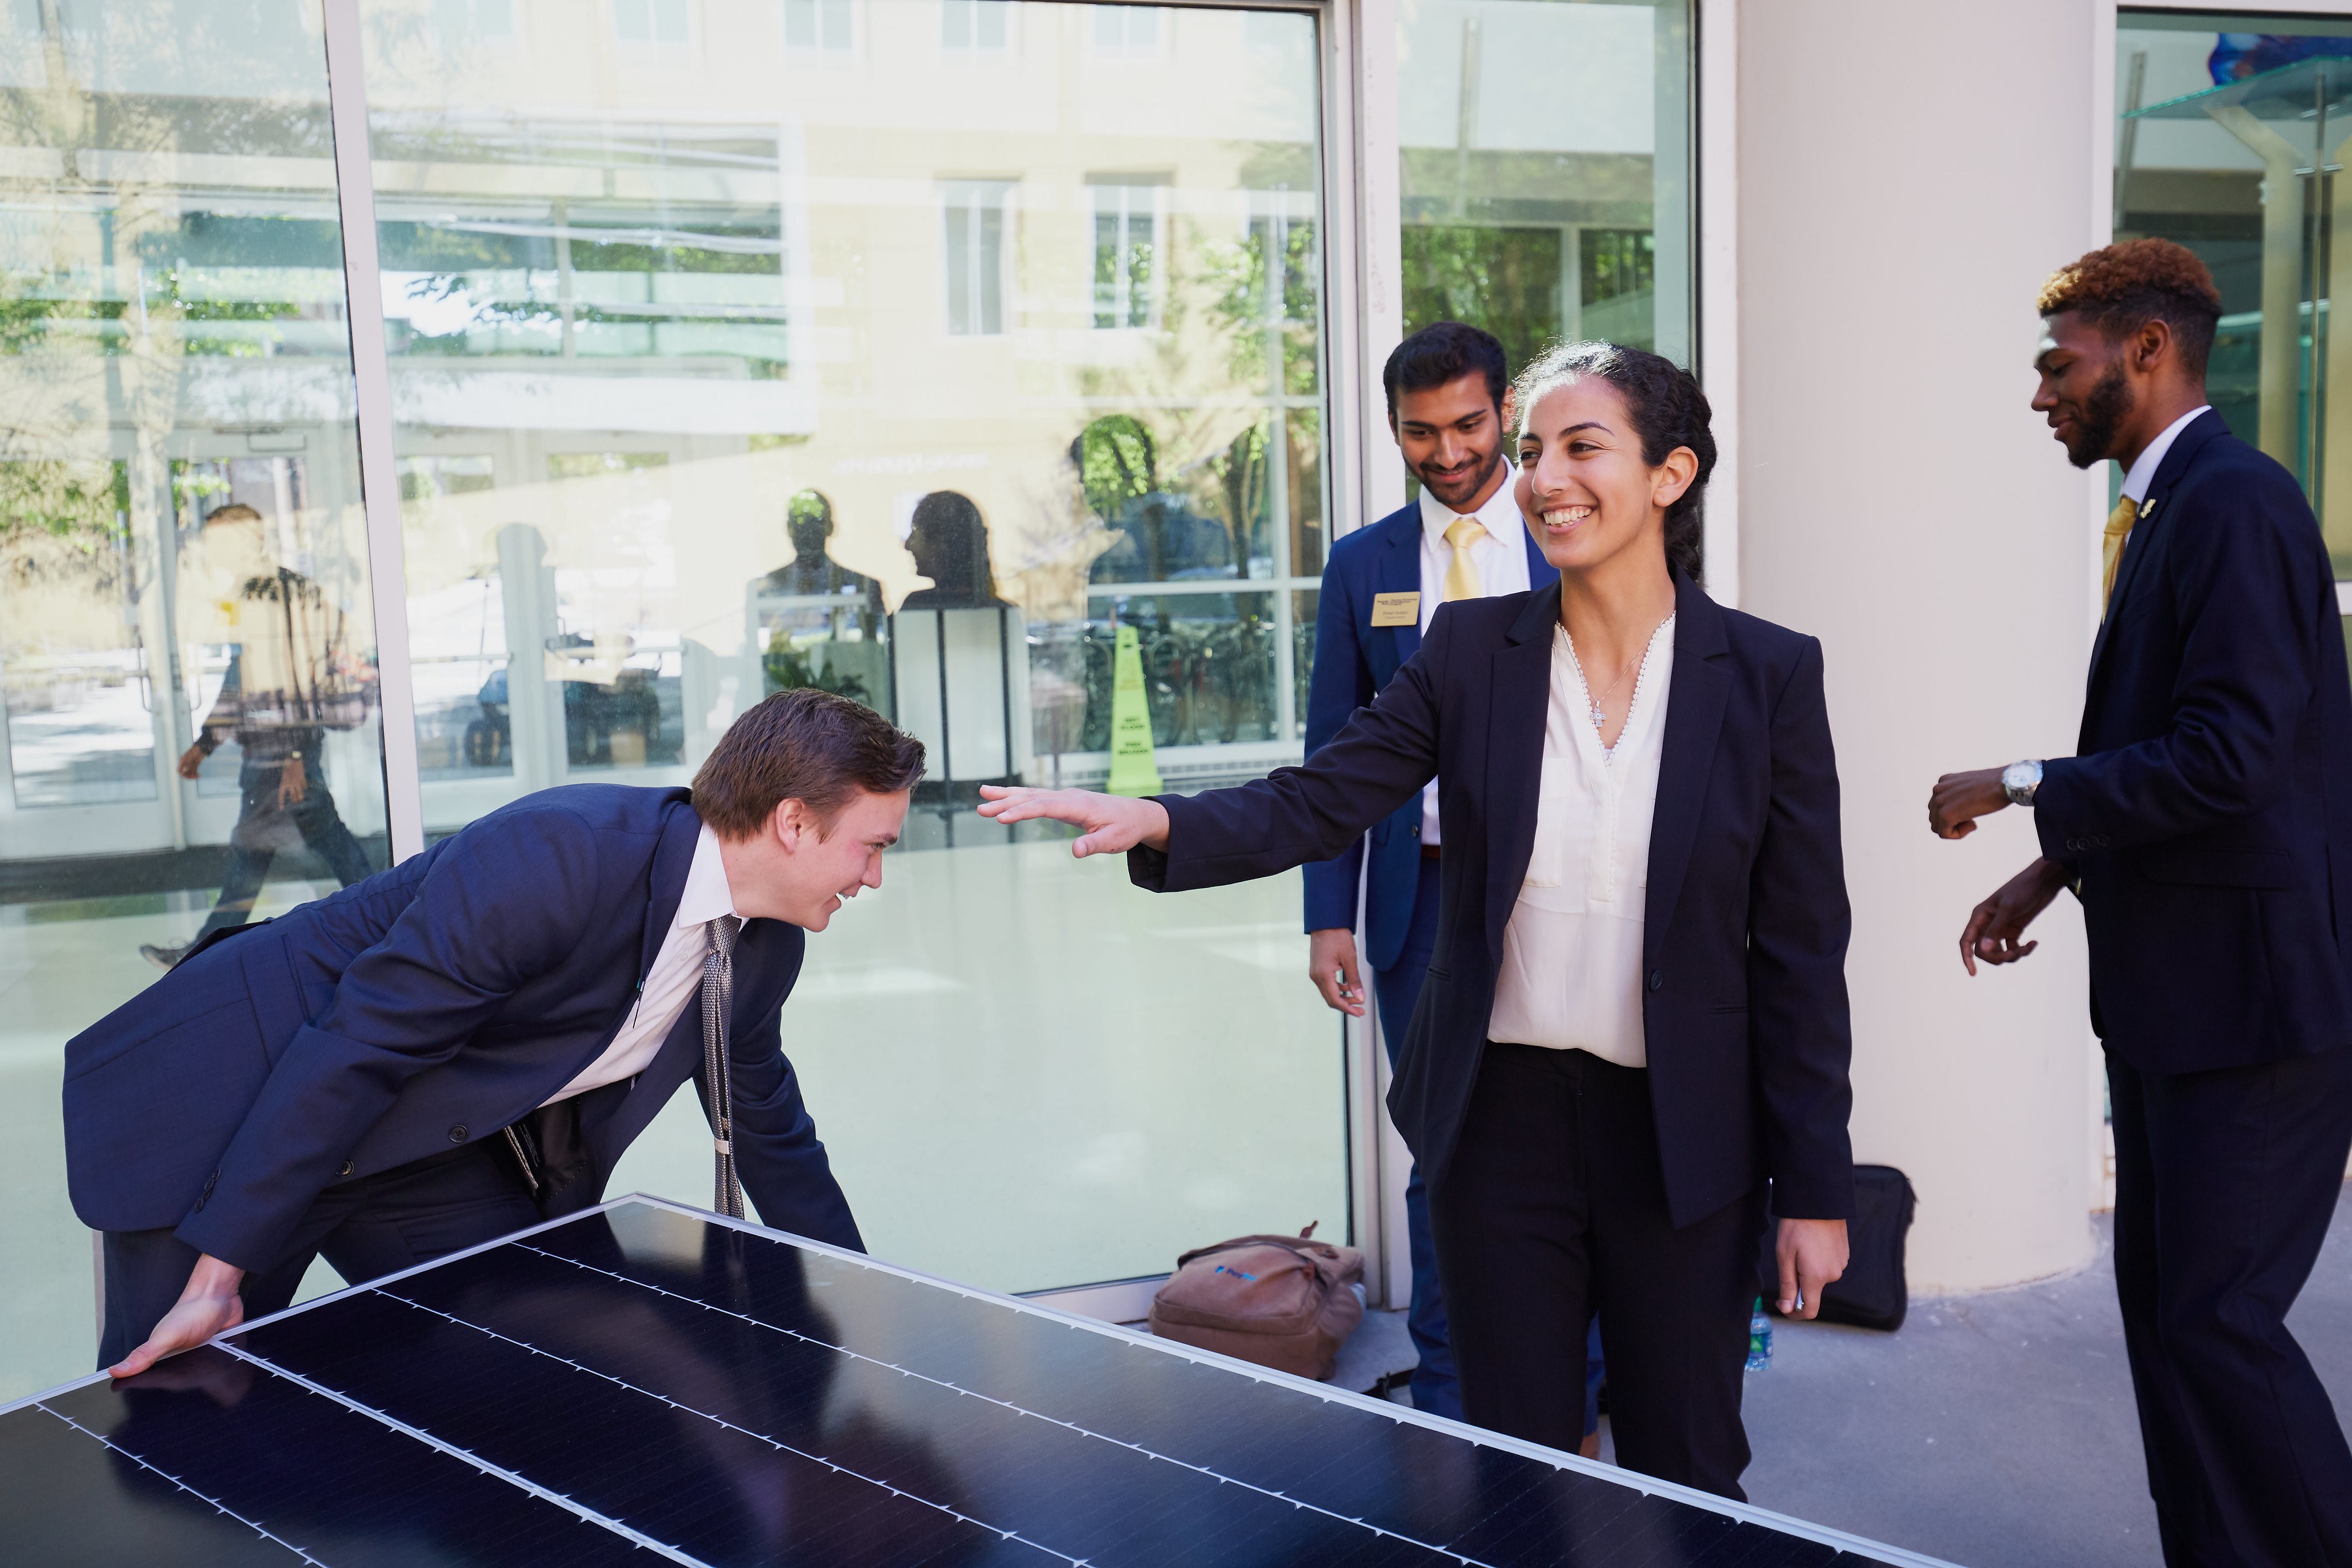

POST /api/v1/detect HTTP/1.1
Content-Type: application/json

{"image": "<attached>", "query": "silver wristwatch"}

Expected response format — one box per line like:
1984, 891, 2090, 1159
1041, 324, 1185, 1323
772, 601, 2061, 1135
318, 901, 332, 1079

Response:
2001, 759, 2044, 808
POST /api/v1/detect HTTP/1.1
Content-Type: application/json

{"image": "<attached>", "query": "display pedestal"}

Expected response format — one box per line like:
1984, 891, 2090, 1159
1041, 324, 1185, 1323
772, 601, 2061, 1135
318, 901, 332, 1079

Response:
891, 605, 1030, 797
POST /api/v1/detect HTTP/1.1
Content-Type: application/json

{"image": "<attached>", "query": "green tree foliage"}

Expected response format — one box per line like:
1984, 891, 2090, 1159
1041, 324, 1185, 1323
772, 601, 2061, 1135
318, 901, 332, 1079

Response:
1400, 224, 1567, 375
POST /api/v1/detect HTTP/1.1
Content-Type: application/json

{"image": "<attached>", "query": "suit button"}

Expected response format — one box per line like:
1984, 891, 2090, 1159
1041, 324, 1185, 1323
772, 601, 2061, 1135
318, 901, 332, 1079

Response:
2065, 838, 2079, 853
1648, 970, 1663, 992
338, 1161, 354, 1179
449, 1124, 468, 1143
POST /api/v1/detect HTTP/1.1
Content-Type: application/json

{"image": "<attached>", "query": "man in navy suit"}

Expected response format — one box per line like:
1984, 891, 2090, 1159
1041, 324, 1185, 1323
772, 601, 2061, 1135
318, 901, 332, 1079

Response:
76, 689, 922, 1380
1933, 239, 2352, 1568
1301, 322, 1557, 1419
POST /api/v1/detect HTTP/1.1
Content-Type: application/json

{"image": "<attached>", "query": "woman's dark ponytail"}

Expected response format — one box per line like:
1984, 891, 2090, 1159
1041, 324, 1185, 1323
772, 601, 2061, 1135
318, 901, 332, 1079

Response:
1513, 341, 1715, 583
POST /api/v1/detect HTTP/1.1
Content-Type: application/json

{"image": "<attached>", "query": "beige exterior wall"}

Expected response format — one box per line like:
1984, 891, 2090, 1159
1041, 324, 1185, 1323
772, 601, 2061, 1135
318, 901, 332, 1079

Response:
1733, 0, 2100, 1290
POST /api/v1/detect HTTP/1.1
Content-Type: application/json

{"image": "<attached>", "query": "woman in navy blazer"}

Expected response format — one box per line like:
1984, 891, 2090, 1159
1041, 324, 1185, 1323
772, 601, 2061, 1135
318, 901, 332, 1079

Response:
984, 345, 1855, 1498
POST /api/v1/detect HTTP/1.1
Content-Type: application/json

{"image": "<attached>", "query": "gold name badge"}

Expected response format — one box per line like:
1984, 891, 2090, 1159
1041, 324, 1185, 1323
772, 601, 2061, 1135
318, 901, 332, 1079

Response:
1370, 591, 1420, 628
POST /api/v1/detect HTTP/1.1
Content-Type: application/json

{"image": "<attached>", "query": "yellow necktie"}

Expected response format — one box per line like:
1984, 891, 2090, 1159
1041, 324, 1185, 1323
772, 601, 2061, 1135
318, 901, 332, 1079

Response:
1443, 516, 1486, 602
2102, 493, 2139, 611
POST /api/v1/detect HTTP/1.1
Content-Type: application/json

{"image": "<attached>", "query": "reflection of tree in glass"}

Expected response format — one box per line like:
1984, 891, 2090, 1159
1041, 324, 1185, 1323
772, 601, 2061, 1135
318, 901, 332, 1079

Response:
0, 4, 340, 623
1075, 414, 1156, 524
1206, 216, 1320, 396
1074, 416, 1237, 583
1205, 423, 1267, 576
1400, 225, 1565, 376
0, 460, 129, 589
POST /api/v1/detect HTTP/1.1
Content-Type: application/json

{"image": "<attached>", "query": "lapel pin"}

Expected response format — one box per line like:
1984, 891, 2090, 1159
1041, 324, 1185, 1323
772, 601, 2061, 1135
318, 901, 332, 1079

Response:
2138, 498, 2156, 519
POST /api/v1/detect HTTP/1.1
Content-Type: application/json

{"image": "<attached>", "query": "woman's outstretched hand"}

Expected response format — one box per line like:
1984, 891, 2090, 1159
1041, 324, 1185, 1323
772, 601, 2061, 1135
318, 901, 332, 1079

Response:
976, 786, 1172, 858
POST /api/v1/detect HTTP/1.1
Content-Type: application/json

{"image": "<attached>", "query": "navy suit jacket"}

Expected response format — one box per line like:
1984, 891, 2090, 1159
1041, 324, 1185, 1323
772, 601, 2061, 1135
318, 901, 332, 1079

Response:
1301, 500, 1558, 968
2038, 410, 2352, 1071
63, 785, 862, 1271
1143, 573, 1855, 1227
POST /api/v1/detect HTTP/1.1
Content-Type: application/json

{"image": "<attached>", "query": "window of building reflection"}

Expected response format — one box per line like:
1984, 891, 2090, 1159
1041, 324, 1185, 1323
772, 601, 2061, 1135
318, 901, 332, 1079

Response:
361, 0, 1344, 1296
1396, 0, 1693, 382
0, 0, 380, 1401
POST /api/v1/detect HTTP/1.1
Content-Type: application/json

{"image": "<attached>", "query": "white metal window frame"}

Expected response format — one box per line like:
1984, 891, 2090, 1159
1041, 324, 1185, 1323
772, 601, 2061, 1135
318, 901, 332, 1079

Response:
315, 0, 1712, 1305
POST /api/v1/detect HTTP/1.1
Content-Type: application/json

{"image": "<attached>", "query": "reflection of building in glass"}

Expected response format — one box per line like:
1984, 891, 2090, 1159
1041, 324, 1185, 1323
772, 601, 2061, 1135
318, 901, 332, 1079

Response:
348, 0, 1346, 819
1396, 0, 1691, 367
0, 0, 1697, 1407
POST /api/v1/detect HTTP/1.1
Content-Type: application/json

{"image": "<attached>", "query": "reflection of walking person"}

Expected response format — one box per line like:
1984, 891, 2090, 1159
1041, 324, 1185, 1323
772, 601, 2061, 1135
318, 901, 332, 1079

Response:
142, 504, 378, 970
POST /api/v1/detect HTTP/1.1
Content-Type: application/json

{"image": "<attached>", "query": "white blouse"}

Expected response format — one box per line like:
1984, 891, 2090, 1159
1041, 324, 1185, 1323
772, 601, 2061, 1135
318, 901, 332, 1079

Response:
1486, 617, 1675, 1068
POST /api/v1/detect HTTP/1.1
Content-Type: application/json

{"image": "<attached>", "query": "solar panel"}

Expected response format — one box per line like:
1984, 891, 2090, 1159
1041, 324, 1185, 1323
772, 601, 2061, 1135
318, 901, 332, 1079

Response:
0, 1196, 1950, 1567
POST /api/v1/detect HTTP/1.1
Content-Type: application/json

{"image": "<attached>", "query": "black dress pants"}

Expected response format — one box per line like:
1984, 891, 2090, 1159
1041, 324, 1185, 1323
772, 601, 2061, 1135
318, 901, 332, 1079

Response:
1428, 1041, 1763, 1499
99, 1139, 540, 1370
2108, 1047, 2352, 1568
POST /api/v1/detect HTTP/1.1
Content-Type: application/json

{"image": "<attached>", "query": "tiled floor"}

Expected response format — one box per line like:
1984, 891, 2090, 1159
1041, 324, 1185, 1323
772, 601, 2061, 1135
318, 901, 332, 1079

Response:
0, 834, 1345, 1403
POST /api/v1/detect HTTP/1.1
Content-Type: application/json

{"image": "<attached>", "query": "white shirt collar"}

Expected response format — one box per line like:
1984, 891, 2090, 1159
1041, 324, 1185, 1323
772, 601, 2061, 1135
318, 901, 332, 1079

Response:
2119, 405, 2211, 503
1418, 458, 1521, 547
676, 823, 740, 929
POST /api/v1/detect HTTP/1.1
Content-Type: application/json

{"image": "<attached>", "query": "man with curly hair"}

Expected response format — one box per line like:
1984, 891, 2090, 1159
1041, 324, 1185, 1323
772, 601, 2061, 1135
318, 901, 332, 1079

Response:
1929, 238, 2352, 1566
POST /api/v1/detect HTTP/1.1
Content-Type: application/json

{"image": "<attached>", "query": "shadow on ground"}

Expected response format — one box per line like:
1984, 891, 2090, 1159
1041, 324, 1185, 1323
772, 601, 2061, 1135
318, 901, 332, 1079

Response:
1328, 1184, 2352, 1567
1737, 1183, 2352, 1567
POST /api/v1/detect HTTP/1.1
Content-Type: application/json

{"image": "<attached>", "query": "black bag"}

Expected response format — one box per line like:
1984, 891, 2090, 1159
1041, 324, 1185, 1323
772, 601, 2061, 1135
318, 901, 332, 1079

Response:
1757, 1165, 1918, 1331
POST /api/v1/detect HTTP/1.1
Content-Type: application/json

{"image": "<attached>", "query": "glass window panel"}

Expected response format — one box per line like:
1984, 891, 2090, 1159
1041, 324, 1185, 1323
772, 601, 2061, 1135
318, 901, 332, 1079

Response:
361, 0, 1338, 1293
1091, 180, 1160, 329
785, 0, 852, 50
1094, 4, 1159, 55
0, 0, 381, 1401
613, 0, 691, 44
2114, 14, 2352, 580
1397, 0, 1693, 378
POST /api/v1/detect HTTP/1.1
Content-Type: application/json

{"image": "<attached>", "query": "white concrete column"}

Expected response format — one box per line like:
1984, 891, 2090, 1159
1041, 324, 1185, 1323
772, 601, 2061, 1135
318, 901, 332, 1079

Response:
1734, 0, 2097, 1290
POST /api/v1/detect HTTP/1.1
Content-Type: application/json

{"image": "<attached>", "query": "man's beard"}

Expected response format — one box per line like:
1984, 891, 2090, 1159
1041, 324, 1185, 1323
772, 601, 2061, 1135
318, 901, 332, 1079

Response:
1418, 444, 1503, 508
2065, 361, 2134, 468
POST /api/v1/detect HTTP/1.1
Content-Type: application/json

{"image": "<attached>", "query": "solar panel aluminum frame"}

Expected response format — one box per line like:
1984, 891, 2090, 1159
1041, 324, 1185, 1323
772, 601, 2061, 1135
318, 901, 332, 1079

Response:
7, 1192, 1961, 1568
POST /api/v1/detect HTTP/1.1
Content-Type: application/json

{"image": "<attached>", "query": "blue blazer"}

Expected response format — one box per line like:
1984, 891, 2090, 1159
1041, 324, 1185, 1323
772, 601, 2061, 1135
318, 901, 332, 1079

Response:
63, 785, 862, 1271
2038, 410, 2352, 1071
1301, 501, 1558, 968
1144, 573, 1855, 1226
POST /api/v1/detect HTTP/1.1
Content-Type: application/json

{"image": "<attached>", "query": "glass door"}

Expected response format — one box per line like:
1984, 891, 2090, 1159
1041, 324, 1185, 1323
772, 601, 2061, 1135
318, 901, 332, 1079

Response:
357, 0, 1347, 1296
0, 0, 385, 1398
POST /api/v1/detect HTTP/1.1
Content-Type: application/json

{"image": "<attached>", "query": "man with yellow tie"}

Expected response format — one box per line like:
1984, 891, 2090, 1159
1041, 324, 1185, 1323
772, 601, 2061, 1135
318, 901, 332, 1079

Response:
1299, 321, 1557, 1420
1929, 239, 2352, 1568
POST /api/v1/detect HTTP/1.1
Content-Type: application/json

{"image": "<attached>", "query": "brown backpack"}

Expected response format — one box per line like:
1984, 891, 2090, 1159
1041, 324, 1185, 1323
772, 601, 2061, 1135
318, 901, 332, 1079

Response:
1147, 1224, 1365, 1380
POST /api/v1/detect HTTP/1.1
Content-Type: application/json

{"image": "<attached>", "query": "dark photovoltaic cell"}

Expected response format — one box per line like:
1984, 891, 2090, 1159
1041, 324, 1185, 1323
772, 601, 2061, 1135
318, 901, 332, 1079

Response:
0, 1198, 1938, 1567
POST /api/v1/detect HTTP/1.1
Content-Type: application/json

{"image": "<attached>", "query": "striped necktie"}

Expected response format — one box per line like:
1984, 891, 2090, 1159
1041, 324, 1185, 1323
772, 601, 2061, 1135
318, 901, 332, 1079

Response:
700, 913, 745, 1218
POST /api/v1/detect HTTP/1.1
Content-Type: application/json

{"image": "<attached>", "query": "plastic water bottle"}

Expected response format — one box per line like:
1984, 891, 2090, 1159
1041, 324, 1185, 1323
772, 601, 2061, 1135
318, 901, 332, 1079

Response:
1745, 1297, 1772, 1372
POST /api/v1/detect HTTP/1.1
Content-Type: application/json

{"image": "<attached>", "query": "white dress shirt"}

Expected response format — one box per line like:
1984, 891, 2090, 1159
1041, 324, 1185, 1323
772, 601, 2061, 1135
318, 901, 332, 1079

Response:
1416, 466, 1532, 845
2119, 404, 2212, 504
1486, 617, 1676, 1068
542, 823, 740, 1105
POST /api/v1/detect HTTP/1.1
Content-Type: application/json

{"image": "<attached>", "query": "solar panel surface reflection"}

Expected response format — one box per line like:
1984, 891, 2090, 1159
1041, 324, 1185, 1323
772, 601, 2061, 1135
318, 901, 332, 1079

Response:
0, 1196, 1942, 1567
